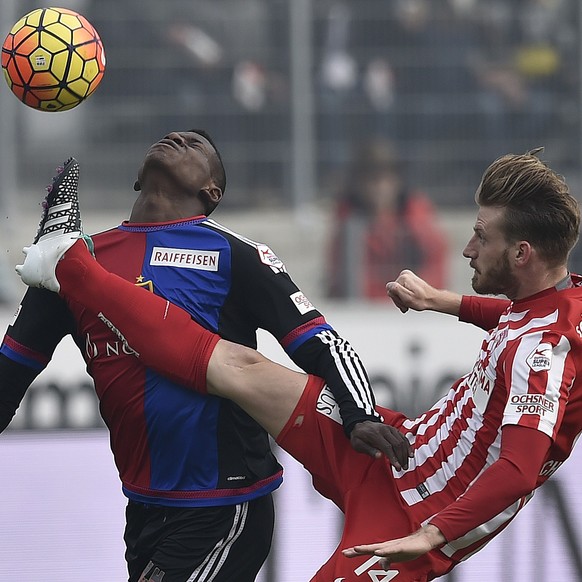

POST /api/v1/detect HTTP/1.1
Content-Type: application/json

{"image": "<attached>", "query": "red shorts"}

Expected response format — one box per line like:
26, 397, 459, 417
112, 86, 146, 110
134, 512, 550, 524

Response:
276, 376, 452, 582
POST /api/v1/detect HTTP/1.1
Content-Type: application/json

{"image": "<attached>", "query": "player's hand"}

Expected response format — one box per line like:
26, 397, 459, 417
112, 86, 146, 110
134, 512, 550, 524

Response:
386, 270, 435, 313
350, 421, 413, 470
387, 270, 463, 317
342, 525, 445, 569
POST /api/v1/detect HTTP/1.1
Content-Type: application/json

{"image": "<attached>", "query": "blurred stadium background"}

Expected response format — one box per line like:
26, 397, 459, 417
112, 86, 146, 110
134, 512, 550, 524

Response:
1, 0, 581, 580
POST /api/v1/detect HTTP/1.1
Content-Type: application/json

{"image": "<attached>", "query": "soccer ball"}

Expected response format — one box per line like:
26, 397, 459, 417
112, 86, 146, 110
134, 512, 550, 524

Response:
1, 7, 105, 112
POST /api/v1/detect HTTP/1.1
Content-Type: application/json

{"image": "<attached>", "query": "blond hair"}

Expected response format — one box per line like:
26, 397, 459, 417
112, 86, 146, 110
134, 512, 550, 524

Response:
476, 148, 580, 266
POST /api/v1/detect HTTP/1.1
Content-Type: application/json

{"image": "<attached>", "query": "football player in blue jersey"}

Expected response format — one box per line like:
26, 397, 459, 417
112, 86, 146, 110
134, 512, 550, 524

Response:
0, 133, 408, 582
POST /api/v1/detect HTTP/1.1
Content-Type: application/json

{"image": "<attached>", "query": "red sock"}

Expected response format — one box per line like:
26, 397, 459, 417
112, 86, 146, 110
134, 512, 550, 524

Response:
55, 240, 220, 392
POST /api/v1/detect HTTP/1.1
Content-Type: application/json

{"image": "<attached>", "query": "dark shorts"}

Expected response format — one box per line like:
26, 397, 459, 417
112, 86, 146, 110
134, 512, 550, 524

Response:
124, 494, 274, 582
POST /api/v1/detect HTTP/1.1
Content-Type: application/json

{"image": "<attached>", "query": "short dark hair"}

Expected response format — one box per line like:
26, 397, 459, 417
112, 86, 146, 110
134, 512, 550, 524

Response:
189, 129, 227, 194
476, 148, 580, 266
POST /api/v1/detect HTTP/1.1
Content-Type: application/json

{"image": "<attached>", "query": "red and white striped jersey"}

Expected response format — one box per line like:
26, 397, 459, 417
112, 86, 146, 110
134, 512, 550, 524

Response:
389, 276, 582, 563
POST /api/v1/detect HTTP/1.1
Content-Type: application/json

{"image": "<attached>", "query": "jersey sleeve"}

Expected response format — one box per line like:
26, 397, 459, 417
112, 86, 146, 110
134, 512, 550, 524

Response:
0, 288, 75, 431
500, 330, 573, 440
291, 331, 381, 434
429, 425, 550, 543
459, 295, 510, 331
233, 241, 381, 435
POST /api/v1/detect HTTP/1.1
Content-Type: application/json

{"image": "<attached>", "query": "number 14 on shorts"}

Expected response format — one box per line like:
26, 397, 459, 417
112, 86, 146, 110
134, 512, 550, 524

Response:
335, 555, 399, 581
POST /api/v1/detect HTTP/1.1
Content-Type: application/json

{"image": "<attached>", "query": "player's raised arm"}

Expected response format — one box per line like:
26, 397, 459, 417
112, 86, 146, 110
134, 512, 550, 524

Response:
387, 270, 510, 332
386, 269, 462, 315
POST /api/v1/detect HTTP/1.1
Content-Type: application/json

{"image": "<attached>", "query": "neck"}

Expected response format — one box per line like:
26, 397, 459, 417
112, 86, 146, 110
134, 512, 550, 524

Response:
129, 193, 204, 223
513, 266, 570, 300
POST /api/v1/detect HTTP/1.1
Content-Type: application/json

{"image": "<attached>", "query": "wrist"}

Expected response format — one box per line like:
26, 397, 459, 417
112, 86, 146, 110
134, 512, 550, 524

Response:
346, 416, 381, 437
429, 289, 462, 316
422, 524, 446, 549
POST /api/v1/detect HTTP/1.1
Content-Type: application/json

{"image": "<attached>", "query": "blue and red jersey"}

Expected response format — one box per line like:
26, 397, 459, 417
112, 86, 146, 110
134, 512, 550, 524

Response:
1, 215, 379, 507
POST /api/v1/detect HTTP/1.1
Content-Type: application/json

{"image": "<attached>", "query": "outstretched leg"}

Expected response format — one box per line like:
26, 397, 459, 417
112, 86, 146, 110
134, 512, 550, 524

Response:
56, 240, 306, 436
55, 239, 221, 392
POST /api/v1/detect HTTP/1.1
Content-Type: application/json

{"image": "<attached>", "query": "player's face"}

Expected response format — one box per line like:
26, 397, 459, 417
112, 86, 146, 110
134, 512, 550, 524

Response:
463, 206, 520, 297
138, 131, 218, 193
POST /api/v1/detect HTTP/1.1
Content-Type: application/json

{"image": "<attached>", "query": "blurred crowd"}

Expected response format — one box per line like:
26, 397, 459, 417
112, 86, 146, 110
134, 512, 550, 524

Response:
326, 138, 449, 299
316, 0, 579, 184
81, 0, 580, 206
9, 0, 579, 202
3, 0, 580, 302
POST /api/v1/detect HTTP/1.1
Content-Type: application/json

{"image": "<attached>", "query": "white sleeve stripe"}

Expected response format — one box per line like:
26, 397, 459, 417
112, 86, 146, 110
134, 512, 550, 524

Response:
317, 331, 367, 409
315, 330, 378, 417
439, 492, 534, 558
317, 330, 372, 413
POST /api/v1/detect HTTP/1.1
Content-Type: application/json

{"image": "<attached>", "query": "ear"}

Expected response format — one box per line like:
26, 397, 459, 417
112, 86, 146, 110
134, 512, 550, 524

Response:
199, 186, 223, 205
514, 241, 532, 266
198, 186, 223, 215
205, 186, 223, 204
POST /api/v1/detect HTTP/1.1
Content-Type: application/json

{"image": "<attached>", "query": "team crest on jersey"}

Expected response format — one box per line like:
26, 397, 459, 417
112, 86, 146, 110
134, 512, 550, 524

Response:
526, 343, 552, 372
135, 275, 154, 292
257, 244, 286, 273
